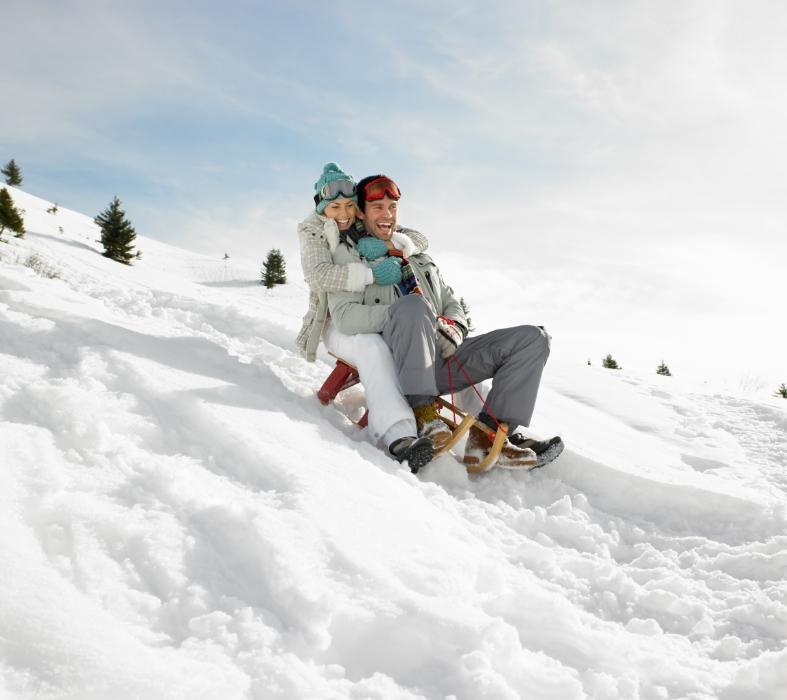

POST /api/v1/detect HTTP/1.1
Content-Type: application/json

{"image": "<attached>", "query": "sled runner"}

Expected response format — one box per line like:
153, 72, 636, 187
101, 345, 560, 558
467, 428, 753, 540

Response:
316, 355, 369, 428
317, 355, 535, 472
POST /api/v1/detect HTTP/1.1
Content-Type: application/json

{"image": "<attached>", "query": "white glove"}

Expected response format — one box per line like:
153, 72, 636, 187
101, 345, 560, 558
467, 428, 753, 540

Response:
436, 316, 464, 359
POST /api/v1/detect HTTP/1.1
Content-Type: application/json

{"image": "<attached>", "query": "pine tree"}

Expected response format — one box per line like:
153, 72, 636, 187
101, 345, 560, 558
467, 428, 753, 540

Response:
656, 361, 672, 376
774, 383, 787, 399
602, 353, 621, 370
261, 249, 287, 288
0, 187, 25, 237
459, 297, 475, 332
95, 196, 137, 264
1, 159, 23, 186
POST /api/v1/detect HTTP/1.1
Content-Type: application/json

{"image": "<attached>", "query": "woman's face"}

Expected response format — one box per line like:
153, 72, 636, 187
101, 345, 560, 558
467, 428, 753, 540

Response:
322, 198, 357, 230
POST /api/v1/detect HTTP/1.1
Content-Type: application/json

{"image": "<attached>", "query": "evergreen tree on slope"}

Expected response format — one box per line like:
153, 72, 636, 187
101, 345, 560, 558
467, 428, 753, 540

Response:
459, 297, 475, 332
261, 249, 287, 288
0, 187, 25, 238
2, 159, 23, 187
95, 196, 137, 264
656, 361, 672, 376
602, 353, 621, 370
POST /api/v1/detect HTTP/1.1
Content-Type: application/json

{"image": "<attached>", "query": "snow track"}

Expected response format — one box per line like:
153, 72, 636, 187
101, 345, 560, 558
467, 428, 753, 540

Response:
1, 189, 786, 699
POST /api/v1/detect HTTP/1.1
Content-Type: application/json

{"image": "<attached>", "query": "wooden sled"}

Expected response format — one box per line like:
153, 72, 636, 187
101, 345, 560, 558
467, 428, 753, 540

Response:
317, 355, 523, 473
316, 355, 368, 428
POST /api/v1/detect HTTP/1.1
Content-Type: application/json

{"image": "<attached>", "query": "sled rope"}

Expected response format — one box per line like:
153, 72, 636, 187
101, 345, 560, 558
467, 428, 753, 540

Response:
446, 356, 457, 425
446, 354, 503, 436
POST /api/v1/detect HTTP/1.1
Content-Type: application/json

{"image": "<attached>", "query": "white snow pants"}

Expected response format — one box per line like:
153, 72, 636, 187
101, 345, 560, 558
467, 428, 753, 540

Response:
323, 321, 416, 448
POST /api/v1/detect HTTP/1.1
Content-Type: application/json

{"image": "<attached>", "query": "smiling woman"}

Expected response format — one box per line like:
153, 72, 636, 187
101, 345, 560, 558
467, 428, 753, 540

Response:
295, 163, 436, 468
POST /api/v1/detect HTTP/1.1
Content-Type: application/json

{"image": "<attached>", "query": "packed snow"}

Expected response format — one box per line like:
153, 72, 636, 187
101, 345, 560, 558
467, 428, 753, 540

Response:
1, 186, 786, 699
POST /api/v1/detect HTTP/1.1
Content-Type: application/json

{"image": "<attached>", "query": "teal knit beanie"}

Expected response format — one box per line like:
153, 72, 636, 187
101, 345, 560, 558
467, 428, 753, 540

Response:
314, 162, 357, 214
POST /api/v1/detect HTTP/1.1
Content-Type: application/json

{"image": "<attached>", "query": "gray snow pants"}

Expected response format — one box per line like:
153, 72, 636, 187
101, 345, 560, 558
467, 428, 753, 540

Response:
381, 294, 550, 429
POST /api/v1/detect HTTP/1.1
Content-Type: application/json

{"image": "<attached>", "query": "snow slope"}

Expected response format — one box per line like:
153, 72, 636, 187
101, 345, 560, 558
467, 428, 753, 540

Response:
1, 187, 786, 700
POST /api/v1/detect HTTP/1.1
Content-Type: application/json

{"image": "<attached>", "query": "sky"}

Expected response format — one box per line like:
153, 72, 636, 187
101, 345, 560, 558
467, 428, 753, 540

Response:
3, 0, 786, 381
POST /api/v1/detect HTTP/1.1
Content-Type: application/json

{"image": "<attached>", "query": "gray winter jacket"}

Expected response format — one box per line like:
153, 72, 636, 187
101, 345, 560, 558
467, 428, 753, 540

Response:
327, 237, 466, 336
295, 211, 428, 361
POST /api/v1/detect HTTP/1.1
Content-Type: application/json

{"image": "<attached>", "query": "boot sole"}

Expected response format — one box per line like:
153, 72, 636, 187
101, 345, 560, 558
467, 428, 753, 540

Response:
534, 440, 565, 469
406, 437, 436, 473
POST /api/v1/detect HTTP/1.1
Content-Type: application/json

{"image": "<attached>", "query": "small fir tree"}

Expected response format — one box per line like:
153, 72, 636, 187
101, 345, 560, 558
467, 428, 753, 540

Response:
459, 297, 475, 332
0, 187, 25, 237
47, 203, 59, 214
602, 353, 621, 370
261, 248, 287, 288
1, 159, 23, 186
774, 383, 787, 399
95, 196, 137, 264
656, 361, 672, 376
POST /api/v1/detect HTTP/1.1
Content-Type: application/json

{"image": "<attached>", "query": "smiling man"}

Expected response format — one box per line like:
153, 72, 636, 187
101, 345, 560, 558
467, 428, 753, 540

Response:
327, 174, 564, 471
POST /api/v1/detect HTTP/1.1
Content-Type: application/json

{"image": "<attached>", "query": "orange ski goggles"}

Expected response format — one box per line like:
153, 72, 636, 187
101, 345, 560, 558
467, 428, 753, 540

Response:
362, 176, 402, 202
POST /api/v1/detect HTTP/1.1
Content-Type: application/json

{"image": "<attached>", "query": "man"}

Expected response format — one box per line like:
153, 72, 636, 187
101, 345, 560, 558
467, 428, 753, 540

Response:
327, 174, 563, 472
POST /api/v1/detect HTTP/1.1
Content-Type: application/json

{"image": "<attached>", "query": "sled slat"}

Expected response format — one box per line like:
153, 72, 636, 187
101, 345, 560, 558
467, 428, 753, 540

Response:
436, 414, 476, 455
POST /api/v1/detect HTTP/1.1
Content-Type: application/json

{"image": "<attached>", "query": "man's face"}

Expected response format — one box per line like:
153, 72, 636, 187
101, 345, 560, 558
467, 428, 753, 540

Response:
360, 195, 398, 240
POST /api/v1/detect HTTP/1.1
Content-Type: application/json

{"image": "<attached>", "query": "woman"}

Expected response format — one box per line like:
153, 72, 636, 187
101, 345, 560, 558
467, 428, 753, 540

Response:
296, 163, 435, 470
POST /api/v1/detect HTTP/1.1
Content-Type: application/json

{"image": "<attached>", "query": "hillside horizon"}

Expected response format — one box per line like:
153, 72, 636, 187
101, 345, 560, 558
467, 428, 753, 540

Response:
2, 181, 784, 395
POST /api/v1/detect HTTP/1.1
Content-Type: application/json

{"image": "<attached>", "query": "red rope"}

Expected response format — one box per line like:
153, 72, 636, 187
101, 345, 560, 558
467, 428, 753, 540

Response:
446, 355, 457, 425
447, 354, 503, 432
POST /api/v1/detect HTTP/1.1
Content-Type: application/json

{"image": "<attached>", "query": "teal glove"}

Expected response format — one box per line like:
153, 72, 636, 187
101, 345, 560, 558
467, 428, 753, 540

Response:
372, 256, 403, 285
356, 236, 389, 261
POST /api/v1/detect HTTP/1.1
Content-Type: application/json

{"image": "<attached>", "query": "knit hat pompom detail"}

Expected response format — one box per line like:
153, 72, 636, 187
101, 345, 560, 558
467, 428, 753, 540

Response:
314, 162, 357, 214
321, 162, 342, 177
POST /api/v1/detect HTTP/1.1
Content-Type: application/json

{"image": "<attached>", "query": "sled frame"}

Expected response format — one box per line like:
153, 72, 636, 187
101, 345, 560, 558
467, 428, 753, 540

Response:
317, 355, 368, 428
317, 355, 511, 472
433, 397, 510, 473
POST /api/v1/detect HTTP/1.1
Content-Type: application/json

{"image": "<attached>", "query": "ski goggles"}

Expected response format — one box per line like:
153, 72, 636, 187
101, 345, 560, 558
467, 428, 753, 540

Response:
362, 176, 401, 202
319, 179, 356, 200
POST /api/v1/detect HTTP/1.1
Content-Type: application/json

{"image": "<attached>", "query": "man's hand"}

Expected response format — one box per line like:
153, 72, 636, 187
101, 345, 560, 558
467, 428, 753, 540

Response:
436, 316, 464, 358
372, 256, 403, 285
356, 236, 389, 261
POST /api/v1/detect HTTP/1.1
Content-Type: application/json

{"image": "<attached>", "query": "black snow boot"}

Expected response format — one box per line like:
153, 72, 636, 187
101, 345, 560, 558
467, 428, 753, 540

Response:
389, 436, 435, 474
508, 433, 565, 469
